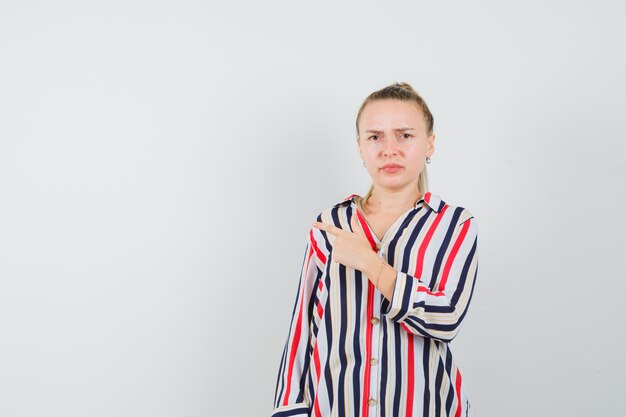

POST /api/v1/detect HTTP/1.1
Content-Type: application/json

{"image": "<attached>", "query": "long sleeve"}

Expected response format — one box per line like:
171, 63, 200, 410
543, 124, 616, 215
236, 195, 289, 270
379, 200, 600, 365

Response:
271, 226, 324, 417
382, 215, 479, 343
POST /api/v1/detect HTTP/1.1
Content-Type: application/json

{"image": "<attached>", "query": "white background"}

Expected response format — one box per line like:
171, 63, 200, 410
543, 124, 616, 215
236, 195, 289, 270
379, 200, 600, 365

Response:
1, 1, 625, 416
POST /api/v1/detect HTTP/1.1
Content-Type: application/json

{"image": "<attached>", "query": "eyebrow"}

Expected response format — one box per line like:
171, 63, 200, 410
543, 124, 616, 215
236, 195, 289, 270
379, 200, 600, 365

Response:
364, 127, 416, 134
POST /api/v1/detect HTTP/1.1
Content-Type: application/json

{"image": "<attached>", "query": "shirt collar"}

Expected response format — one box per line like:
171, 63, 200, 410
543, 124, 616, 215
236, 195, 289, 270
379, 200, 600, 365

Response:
334, 191, 443, 213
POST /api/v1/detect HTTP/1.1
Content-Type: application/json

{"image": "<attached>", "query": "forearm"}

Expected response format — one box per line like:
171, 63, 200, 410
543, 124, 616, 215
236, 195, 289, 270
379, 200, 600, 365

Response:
363, 252, 397, 301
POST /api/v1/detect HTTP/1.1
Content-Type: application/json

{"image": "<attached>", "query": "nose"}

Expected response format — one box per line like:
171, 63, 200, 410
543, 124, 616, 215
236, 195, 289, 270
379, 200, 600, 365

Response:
381, 135, 398, 156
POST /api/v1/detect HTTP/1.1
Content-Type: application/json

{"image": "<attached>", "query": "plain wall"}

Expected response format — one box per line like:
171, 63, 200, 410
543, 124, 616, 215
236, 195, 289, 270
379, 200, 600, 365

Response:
1, 1, 625, 416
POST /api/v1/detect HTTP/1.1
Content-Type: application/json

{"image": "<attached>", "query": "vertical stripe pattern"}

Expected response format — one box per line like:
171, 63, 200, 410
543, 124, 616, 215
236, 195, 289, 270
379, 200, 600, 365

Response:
271, 191, 479, 417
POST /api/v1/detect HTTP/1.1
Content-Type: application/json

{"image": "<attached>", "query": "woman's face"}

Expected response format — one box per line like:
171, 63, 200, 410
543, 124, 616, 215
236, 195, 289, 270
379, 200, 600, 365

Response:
357, 99, 435, 193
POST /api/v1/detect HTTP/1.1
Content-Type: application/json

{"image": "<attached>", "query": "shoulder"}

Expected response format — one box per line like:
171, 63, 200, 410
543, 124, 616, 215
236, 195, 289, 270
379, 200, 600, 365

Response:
306, 194, 360, 253
437, 195, 477, 234
313, 193, 360, 223
313, 190, 477, 229
426, 191, 476, 229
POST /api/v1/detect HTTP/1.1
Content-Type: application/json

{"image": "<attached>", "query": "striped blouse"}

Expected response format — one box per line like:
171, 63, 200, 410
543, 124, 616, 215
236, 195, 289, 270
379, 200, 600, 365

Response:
271, 191, 479, 417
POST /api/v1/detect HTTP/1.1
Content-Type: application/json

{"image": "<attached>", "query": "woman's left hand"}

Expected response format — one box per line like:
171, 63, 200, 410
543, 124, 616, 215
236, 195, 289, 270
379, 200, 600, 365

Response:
312, 214, 375, 272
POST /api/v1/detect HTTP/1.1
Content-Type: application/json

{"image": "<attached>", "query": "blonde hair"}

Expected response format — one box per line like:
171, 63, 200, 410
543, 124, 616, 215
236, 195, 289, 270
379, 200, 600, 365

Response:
355, 82, 434, 205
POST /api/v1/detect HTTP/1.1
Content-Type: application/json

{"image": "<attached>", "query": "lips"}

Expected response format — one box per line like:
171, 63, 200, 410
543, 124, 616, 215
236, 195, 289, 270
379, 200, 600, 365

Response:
381, 163, 402, 173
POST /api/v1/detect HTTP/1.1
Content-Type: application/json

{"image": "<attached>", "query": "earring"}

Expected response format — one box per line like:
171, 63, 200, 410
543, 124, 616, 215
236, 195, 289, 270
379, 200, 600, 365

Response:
426, 157, 431, 164
363, 161, 366, 167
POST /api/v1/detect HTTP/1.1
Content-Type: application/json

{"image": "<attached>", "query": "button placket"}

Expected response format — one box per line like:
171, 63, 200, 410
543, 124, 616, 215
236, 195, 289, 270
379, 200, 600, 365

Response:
355, 200, 389, 416
368, 287, 382, 415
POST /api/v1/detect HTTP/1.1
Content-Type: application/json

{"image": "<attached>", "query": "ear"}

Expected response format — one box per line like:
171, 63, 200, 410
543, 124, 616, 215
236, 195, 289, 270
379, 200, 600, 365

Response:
426, 133, 435, 156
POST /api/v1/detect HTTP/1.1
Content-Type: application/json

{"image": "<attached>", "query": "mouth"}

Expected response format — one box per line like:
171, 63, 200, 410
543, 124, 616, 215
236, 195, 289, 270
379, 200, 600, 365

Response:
381, 164, 403, 173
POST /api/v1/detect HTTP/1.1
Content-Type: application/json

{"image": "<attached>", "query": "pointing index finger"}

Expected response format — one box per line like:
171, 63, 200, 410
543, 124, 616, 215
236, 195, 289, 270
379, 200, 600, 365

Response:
312, 221, 342, 236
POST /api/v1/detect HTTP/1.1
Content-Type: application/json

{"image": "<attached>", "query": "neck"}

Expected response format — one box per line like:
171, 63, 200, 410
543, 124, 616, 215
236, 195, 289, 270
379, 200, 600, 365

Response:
363, 186, 422, 214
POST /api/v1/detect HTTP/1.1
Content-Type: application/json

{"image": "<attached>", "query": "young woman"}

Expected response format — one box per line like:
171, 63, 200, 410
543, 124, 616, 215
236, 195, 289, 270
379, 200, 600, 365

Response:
271, 82, 479, 417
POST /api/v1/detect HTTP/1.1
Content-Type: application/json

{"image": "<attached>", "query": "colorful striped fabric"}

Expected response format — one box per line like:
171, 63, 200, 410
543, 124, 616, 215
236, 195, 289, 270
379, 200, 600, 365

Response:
271, 191, 479, 417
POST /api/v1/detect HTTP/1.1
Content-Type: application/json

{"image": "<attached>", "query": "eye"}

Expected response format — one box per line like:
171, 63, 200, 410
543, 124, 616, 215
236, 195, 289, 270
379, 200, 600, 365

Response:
401, 133, 413, 139
368, 135, 379, 141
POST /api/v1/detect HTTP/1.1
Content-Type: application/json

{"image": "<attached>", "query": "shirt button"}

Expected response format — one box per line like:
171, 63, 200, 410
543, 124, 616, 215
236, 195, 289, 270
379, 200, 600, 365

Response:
375, 243, 381, 251
370, 357, 378, 366
368, 398, 377, 406
371, 317, 380, 325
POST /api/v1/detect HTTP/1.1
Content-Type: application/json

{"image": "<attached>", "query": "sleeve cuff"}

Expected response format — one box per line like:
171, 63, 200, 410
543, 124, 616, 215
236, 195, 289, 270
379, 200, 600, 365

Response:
271, 403, 310, 417
381, 270, 417, 321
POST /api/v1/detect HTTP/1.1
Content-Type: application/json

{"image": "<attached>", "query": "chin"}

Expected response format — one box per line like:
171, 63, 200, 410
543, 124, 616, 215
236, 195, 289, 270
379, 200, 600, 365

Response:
375, 177, 409, 188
